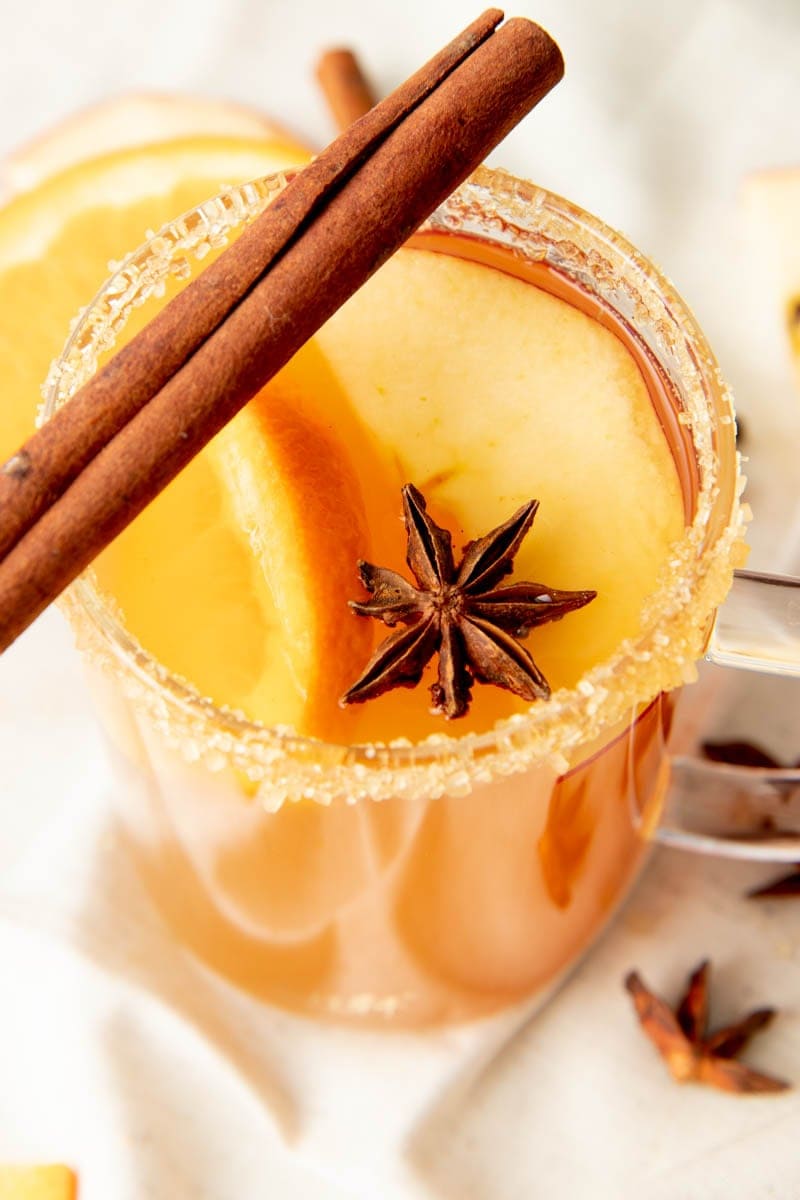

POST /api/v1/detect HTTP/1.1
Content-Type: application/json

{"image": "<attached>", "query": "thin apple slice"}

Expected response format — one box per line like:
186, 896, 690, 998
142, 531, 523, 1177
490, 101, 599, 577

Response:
313, 243, 686, 734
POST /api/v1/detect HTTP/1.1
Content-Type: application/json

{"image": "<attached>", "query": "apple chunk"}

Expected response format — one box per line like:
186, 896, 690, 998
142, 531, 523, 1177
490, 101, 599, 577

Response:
0, 1165, 76, 1200
741, 167, 800, 390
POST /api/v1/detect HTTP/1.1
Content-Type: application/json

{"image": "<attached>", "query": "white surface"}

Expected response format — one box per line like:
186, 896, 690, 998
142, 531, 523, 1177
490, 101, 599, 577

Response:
2, 0, 800, 1196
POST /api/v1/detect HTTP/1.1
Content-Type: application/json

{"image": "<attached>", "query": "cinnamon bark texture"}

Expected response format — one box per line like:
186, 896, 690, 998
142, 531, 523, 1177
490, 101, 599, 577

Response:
0, 13, 564, 653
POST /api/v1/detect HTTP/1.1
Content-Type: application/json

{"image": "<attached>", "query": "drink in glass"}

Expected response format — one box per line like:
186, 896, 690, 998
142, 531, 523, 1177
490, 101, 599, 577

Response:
47, 166, 746, 1025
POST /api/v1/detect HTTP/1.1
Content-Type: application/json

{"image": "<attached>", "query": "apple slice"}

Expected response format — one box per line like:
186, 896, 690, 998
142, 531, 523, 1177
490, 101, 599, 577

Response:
0, 91, 308, 200
741, 167, 800, 389
314, 242, 685, 722
0, 1165, 76, 1200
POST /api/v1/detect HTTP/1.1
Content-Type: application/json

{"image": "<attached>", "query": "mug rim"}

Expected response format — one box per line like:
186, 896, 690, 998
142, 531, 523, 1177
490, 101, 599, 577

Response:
48, 164, 747, 806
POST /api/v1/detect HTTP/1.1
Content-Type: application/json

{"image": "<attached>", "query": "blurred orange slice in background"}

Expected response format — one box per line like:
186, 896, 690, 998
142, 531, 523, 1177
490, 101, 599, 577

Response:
0, 90, 303, 199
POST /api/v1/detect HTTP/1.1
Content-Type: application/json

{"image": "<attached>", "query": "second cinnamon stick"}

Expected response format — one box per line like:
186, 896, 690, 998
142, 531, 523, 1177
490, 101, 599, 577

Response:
317, 48, 377, 131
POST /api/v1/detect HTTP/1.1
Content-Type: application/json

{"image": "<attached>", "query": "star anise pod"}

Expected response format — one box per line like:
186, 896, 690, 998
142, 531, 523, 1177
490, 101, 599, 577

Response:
699, 741, 800, 898
340, 484, 596, 719
701, 739, 786, 769
625, 961, 789, 1093
748, 869, 800, 899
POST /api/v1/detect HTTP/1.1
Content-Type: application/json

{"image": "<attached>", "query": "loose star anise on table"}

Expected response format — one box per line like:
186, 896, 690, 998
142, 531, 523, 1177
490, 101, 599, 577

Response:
625, 960, 789, 1093
340, 483, 596, 719
748, 869, 800, 899
700, 740, 800, 899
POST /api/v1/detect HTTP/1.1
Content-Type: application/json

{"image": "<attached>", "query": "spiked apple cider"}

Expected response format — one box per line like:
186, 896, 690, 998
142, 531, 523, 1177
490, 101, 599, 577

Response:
50, 168, 745, 1025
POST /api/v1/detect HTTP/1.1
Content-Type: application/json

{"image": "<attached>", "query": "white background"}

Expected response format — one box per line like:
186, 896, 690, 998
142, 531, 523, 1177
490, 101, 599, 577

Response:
2, 1, 800, 1196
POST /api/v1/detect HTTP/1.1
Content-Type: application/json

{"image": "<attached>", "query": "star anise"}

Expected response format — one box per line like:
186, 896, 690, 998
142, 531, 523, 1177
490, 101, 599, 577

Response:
625, 961, 789, 1093
700, 741, 800, 898
340, 484, 596, 719
748, 869, 800, 899
701, 739, 787, 769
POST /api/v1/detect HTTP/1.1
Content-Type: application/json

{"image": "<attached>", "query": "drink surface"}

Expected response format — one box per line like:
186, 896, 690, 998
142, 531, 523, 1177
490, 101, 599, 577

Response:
92, 231, 686, 744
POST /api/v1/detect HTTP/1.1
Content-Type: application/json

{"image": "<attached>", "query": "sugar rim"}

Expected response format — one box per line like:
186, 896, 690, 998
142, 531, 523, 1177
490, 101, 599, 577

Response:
47, 165, 747, 807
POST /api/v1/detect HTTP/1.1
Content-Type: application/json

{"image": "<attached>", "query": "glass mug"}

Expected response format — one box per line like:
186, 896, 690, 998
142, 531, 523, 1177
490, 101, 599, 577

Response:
46, 166, 800, 1028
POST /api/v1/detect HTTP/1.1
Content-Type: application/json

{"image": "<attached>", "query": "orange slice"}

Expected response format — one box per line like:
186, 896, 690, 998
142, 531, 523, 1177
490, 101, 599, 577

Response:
0, 133, 310, 463
0, 91, 301, 199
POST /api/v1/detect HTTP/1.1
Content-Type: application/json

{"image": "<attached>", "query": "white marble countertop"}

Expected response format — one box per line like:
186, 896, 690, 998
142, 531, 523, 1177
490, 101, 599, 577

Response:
2, 1, 800, 1196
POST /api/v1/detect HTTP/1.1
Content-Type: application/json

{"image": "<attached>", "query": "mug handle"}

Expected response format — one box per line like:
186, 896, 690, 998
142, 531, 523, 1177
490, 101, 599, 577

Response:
656, 568, 800, 861
706, 568, 800, 677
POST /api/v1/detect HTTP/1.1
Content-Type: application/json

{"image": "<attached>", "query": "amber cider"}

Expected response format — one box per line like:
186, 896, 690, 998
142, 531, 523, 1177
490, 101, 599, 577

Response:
78, 213, 699, 1025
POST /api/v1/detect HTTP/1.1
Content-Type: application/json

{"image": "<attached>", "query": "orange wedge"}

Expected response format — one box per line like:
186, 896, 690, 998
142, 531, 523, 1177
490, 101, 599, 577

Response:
95, 341, 381, 736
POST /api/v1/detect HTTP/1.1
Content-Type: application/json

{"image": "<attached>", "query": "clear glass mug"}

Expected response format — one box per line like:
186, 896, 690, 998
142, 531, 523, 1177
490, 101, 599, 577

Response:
45, 165, 800, 1028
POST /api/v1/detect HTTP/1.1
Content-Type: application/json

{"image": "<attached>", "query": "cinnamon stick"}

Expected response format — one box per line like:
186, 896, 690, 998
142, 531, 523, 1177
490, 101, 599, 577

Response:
0, 14, 564, 653
0, 8, 504, 566
317, 48, 376, 131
